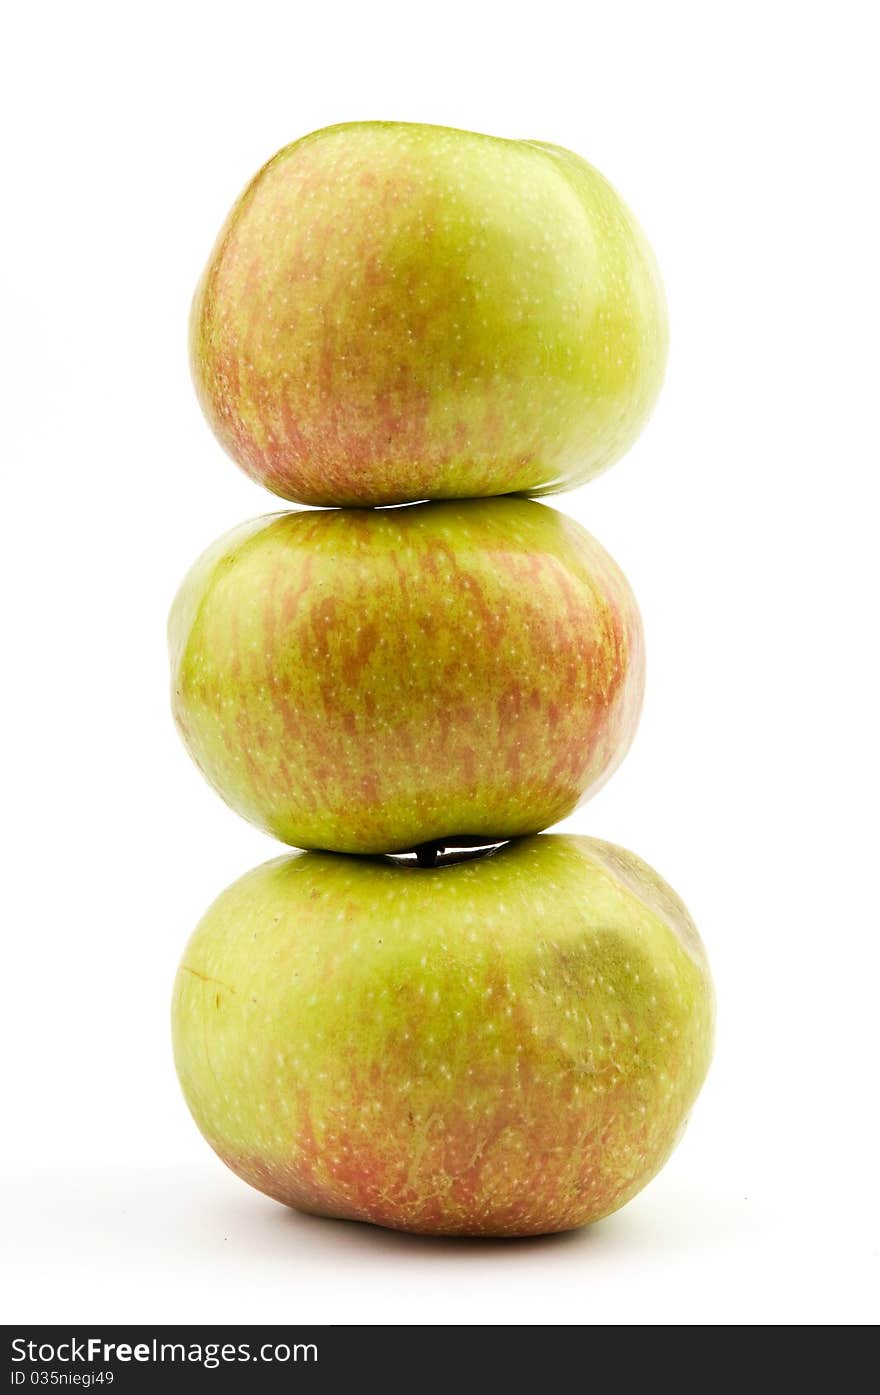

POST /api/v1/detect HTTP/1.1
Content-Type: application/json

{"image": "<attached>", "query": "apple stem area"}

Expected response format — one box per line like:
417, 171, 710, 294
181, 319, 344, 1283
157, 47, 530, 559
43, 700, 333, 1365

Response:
384, 838, 509, 869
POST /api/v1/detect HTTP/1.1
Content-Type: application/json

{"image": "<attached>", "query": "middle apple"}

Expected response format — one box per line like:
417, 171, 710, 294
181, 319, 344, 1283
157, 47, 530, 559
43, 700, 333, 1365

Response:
169, 497, 644, 853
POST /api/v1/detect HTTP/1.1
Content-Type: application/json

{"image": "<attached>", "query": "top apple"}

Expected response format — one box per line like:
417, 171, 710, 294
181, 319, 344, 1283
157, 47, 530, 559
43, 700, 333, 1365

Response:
191, 122, 668, 507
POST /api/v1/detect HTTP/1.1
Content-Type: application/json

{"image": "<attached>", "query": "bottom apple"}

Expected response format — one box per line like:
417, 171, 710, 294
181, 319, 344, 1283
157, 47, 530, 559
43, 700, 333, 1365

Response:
172, 836, 714, 1237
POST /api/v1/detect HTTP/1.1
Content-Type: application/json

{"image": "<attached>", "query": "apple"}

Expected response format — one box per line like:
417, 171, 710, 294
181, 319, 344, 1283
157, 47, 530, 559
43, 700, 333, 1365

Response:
169, 497, 644, 854
172, 835, 713, 1237
190, 121, 667, 507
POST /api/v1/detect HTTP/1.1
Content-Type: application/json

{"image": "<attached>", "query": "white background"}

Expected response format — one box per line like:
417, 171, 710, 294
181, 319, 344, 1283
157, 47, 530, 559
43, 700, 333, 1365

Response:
3, 0, 878, 1326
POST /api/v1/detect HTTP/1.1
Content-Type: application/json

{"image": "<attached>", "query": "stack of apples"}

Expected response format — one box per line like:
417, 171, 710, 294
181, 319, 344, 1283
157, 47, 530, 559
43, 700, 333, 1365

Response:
170, 122, 714, 1237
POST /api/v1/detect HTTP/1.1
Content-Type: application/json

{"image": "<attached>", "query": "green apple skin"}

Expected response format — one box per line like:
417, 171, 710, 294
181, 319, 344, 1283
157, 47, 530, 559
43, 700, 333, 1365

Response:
172, 836, 713, 1237
169, 498, 644, 855
190, 121, 667, 507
